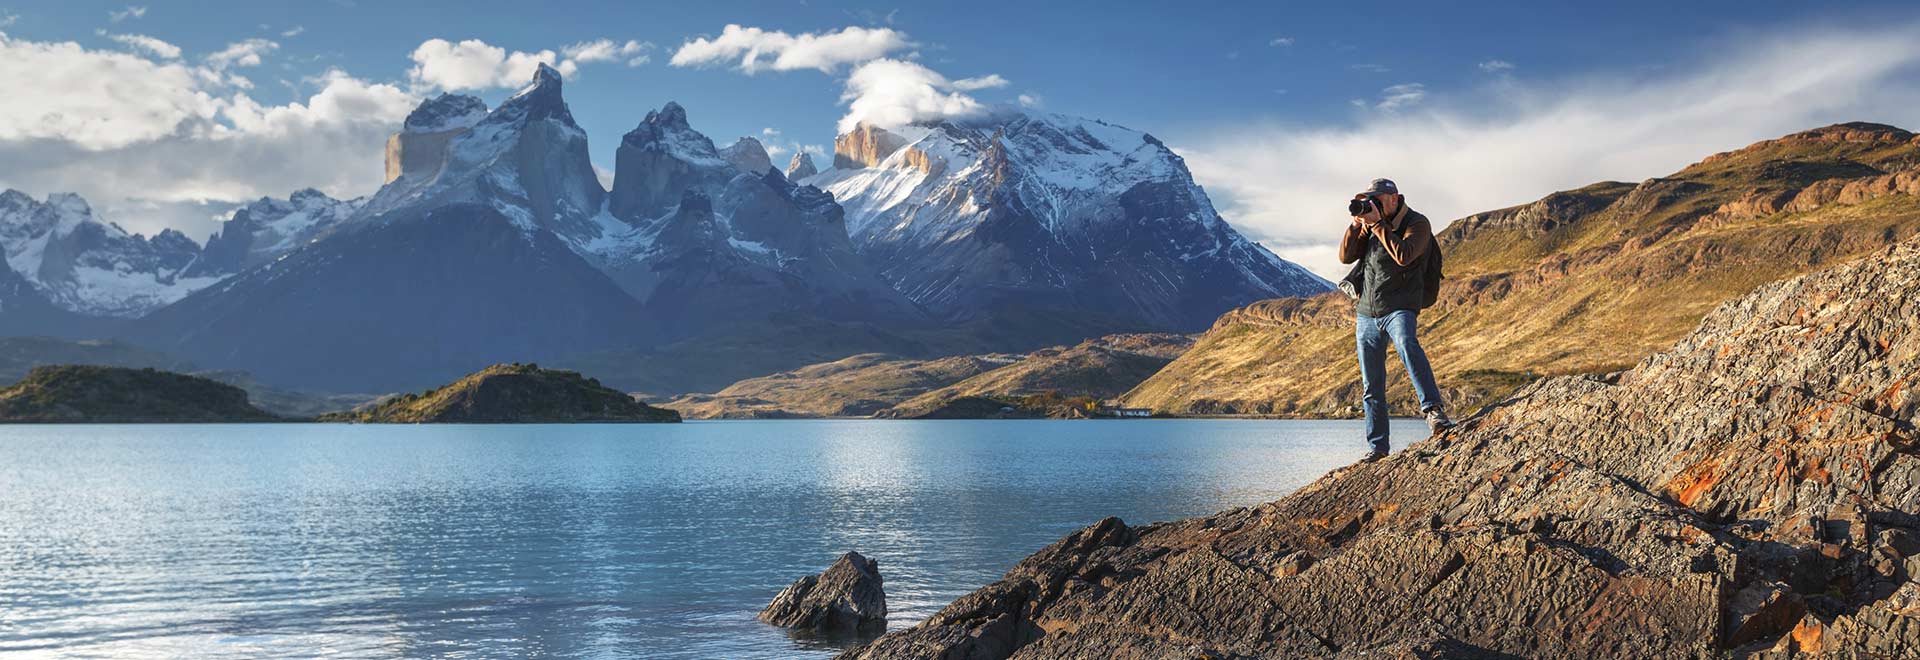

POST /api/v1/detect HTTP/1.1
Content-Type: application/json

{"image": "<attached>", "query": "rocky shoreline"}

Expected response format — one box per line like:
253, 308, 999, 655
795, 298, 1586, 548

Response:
836, 235, 1920, 658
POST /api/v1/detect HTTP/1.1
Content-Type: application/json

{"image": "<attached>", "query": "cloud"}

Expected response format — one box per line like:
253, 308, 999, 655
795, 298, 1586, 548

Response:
106, 33, 180, 59
838, 58, 991, 132
206, 38, 278, 69
108, 5, 145, 22
0, 13, 16, 28
408, 38, 575, 91
1348, 63, 1390, 73
280, 26, 305, 38
0, 32, 418, 240
1017, 93, 1043, 108
1373, 83, 1425, 111
951, 73, 1009, 90
1177, 23, 1920, 281
1270, 37, 1295, 47
1479, 59, 1514, 73
561, 38, 653, 67
669, 24, 909, 73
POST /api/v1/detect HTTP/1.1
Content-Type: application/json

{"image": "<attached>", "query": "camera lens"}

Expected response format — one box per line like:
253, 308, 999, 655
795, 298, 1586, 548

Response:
1348, 198, 1370, 216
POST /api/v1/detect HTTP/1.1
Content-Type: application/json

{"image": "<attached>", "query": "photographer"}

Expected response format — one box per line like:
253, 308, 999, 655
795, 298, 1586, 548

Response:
1337, 178, 1454, 463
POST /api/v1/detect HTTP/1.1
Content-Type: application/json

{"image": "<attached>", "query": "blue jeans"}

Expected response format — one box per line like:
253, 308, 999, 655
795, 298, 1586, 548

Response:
1356, 309, 1444, 454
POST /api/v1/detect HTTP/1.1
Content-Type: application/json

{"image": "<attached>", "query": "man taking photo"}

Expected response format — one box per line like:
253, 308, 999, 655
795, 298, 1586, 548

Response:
1337, 178, 1454, 463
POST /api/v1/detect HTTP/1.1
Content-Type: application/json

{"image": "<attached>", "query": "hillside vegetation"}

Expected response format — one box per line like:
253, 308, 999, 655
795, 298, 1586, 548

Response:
1125, 122, 1920, 416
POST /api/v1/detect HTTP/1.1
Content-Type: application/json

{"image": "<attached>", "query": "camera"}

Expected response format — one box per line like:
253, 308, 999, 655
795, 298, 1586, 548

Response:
1348, 197, 1375, 217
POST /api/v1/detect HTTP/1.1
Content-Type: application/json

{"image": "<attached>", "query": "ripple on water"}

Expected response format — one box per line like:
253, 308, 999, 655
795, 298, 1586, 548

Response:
0, 419, 1419, 658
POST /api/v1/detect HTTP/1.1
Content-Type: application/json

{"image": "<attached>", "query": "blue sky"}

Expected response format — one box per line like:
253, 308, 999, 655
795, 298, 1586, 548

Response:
3, 0, 1919, 277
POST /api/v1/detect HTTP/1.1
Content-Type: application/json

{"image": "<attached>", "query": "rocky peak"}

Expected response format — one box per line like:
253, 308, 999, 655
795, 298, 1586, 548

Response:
402, 93, 487, 134
610, 102, 728, 222
719, 137, 774, 175
832, 122, 907, 169
499, 63, 575, 126
786, 152, 819, 180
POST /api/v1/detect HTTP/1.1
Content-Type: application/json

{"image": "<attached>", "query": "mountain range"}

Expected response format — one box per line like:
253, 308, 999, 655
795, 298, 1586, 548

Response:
0, 64, 1327, 393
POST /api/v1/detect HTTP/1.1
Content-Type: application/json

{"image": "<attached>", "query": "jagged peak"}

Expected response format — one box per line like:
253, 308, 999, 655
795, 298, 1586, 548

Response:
403, 93, 487, 134
720, 136, 774, 174
644, 101, 691, 132
496, 63, 575, 126
786, 152, 819, 179
46, 192, 93, 217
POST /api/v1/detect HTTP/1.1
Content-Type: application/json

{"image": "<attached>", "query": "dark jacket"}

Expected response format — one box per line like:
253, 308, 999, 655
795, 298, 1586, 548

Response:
1337, 205, 1435, 317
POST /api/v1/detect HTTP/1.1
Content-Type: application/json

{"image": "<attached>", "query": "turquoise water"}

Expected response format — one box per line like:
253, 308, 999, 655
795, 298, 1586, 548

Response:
0, 418, 1423, 658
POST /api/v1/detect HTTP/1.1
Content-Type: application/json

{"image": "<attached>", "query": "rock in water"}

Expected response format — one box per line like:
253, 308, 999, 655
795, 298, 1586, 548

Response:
838, 234, 1920, 658
761, 551, 887, 634
0, 365, 279, 423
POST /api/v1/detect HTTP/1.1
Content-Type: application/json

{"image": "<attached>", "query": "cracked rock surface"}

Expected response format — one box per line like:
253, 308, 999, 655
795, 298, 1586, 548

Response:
840, 236, 1920, 658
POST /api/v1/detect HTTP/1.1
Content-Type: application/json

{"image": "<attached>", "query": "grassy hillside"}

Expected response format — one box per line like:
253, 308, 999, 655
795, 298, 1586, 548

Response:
663, 352, 1024, 418
880, 334, 1193, 418
323, 363, 680, 423
1124, 122, 1920, 416
0, 365, 280, 423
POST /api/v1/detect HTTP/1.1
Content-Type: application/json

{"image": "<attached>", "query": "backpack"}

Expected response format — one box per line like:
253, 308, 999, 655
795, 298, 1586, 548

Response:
1420, 238, 1444, 309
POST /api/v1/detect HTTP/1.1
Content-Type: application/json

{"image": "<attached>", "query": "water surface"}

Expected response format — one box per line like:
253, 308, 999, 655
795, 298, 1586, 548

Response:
0, 418, 1422, 658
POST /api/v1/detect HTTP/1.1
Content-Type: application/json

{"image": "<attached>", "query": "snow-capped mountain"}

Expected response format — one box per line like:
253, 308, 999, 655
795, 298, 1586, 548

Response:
0, 189, 218, 318
806, 112, 1331, 331
185, 189, 361, 277
603, 102, 921, 339
361, 64, 607, 245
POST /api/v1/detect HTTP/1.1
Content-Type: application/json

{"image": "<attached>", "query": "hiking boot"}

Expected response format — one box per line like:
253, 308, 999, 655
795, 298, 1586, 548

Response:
1425, 408, 1457, 434
1360, 449, 1388, 463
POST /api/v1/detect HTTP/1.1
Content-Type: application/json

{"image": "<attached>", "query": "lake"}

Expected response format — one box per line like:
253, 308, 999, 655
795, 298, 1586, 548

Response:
0, 418, 1423, 659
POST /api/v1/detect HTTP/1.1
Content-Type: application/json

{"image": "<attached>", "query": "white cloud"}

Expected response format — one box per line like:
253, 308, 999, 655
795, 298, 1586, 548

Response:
838, 58, 988, 132
281, 26, 305, 38
1017, 93, 1043, 108
1177, 24, 1920, 281
108, 5, 146, 22
206, 38, 277, 70
0, 13, 17, 28
408, 38, 575, 91
562, 38, 653, 67
1270, 37, 1295, 47
1479, 59, 1514, 73
669, 24, 909, 73
0, 32, 419, 239
1373, 83, 1425, 111
106, 33, 179, 59
951, 73, 1008, 91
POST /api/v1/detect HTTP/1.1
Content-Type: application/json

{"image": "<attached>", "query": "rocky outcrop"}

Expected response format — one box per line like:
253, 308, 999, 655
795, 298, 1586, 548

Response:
787, 152, 820, 180
832, 123, 907, 169
383, 93, 486, 184
0, 365, 279, 423
719, 136, 774, 175
761, 551, 888, 634
841, 234, 1920, 659
320, 363, 679, 423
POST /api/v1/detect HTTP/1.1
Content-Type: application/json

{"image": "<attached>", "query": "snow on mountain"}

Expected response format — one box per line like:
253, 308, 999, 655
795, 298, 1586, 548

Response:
785, 152, 819, 180
0, 189, 220, 318
361, 63, 605, 243
604, 102, 922, 339
186, 188, 361, 277
806, 110, 1332, 331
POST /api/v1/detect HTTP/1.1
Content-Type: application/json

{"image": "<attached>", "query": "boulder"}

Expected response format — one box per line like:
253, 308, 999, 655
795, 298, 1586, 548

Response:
761, 551, 887, 634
